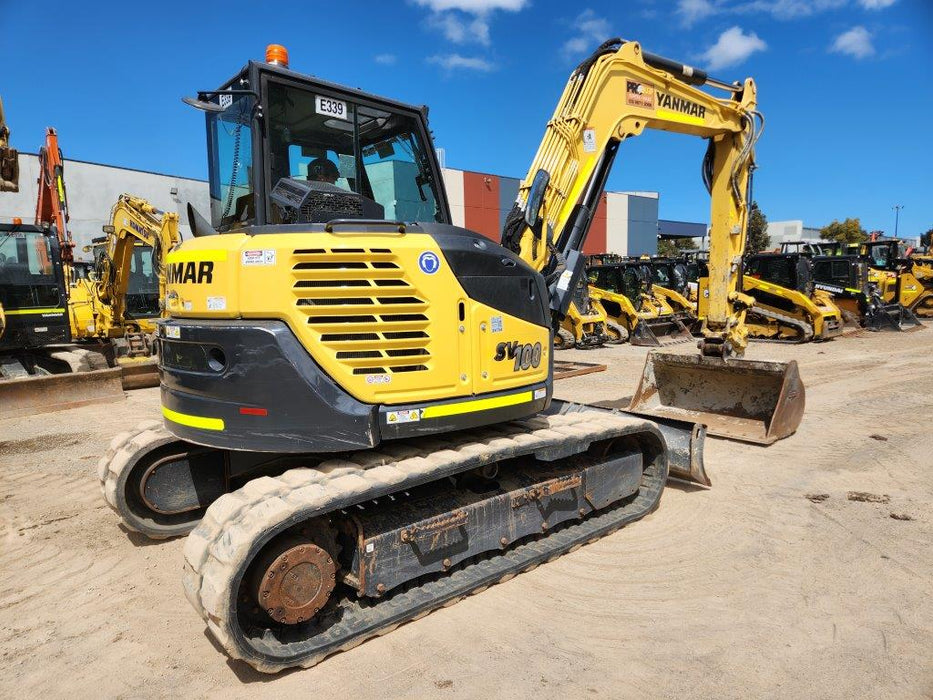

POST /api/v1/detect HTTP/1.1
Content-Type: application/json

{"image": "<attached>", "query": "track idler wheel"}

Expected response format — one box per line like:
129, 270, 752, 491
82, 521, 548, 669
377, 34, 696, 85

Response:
99, 422, 227, 539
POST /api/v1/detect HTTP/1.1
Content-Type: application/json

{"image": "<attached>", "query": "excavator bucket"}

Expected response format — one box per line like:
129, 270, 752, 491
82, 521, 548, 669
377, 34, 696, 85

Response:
627, 352, 805, 445
630, 316, 694, 347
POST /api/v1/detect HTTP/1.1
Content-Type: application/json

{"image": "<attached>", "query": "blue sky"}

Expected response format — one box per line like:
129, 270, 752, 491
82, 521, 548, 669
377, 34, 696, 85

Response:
4, 0, 931, 237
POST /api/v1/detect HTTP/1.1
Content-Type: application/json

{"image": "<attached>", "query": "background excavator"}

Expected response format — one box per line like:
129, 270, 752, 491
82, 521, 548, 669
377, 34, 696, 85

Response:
97, 40, 803, 673
0, 127, 169, 412
0, 96, 18, 193
69, 194, 180, 363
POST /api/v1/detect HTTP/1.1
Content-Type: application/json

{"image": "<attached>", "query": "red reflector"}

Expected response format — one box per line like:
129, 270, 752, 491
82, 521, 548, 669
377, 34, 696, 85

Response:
239, 407, 268, 416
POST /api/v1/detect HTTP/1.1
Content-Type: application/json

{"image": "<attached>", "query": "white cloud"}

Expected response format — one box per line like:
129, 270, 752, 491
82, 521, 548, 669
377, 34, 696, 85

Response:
414, 0, 527, 48
677, 0, 720, 27
736, 0, 845, 20
858, 0, 896, 8
427, 12, 491, 45
374, 53, 397, 65
700, 26, 767, 70
427, 53, 496, 71
413, 0, 527, 9
830, 26, 875, 58
561, 9, 611, 57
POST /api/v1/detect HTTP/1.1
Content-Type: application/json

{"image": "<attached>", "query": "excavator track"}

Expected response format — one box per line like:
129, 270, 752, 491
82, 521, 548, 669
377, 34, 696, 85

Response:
182, 410, 668, 673
746, 306, 814, 344
98, 421, 207, 539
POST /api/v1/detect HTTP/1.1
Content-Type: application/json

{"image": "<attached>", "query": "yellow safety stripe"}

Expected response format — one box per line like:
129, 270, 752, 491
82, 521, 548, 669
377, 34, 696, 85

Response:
162, 405, 225, 431
166, 249, 228, 263
421, 390, 533, 420
656, 108, 705, 126
4, 307, 66, 315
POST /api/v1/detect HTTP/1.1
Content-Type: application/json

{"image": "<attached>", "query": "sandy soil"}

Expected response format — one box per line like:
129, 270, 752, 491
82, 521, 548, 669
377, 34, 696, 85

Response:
1, 330, 931, 698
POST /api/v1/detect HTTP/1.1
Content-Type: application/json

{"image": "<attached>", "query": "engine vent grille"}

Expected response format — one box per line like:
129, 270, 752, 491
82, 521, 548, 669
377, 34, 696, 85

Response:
293, 248, 431, 376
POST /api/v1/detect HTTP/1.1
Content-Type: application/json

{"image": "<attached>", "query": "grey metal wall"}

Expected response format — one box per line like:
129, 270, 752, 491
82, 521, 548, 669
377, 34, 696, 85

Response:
0, 154, 209, 262
626, 194, 660, 255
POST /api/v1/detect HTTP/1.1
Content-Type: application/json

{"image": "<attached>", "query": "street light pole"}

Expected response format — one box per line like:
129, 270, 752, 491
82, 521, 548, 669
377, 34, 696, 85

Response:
893, 204, 904, 238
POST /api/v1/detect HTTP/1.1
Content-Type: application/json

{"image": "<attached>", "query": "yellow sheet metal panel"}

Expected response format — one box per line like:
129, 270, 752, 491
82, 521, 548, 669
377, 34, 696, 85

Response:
163, 230, 550, 406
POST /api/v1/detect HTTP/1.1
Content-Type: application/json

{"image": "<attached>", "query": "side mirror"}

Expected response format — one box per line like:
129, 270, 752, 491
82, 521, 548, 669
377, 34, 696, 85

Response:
182, 96, 226, 113
524, 169, 550, 228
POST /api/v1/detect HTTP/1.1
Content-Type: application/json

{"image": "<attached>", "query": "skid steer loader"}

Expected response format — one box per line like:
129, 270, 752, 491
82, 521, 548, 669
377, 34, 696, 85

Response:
811, 253, 921, 331
588, 260, 694, 346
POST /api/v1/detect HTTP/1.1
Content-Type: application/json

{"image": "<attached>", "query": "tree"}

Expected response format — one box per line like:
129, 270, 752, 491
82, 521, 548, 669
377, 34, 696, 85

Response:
746, 201, 770, 253
820, 218, 867, 244
921, 228, 932, 248
657, 236, 698, 257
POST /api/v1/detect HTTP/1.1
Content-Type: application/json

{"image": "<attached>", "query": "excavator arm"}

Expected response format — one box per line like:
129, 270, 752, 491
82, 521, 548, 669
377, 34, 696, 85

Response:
503, 39, 760, 356
503, 39, 803, 444
34, 127, 74, 266
0, 96, 19, 192
94, 194, 180, 320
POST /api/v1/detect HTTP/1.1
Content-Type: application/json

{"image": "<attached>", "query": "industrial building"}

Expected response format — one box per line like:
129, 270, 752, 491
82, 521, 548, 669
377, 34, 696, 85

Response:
1, 153, 673, 261
767, 220, 823, 245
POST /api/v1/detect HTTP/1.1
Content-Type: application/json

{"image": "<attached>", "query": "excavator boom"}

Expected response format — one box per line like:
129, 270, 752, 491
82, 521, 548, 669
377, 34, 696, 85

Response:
502, 39, 804, 443
0, 96, 19, 192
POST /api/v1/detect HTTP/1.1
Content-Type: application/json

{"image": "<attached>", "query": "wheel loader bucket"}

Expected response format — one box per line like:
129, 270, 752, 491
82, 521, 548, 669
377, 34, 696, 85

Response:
630, 316, 694, 347
627, 352, 805, 445
865, 303, 923, 332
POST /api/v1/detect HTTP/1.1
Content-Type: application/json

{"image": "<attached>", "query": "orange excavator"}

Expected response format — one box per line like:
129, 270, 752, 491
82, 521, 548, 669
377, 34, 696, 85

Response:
0, 127, 122, 412
35, 128, 76, 269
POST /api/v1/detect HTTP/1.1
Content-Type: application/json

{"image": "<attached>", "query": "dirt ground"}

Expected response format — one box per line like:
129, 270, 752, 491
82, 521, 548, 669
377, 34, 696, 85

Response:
1, 329, 931, 698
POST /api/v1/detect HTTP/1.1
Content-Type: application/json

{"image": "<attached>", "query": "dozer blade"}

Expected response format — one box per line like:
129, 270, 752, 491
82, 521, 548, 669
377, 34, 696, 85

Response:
865, 303, 923, 332
626, 352, 805, 445
0, 367, 125, 419
118, 357, 160, 389
630, 317, 694, 347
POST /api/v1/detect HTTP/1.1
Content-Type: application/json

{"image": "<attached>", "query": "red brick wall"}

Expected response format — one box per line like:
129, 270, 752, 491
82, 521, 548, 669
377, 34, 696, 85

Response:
463, 171, 501, 241
582, 193, 608, 255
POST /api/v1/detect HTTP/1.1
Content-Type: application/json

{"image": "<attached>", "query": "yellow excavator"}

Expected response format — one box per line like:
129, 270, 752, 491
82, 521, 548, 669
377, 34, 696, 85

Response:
69, 194, 180, 362
98, 40, 803, 672
0, 96, 18, 193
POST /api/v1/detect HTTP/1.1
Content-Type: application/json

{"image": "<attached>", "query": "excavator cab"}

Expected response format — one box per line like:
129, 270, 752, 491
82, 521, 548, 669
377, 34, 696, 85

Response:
0, 224, 70, 374
192, 64, 445, 233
